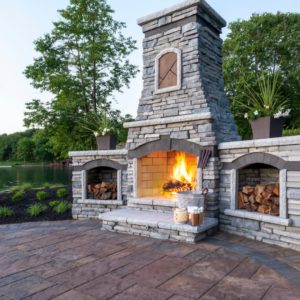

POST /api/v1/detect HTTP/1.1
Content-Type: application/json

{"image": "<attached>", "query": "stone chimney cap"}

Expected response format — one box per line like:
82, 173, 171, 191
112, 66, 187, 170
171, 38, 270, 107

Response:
137, 0, 226, 27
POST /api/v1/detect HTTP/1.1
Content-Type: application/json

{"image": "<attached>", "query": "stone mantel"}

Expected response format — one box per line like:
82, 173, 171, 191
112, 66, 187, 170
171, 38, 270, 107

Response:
224, 209, 291, 227
69, 149, 128, 157
124, 112, 213, 129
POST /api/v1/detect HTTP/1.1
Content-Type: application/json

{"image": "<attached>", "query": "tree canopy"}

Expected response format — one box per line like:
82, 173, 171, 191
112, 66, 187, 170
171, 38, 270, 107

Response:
223, 12, 300, 139
24, 0, 138, 158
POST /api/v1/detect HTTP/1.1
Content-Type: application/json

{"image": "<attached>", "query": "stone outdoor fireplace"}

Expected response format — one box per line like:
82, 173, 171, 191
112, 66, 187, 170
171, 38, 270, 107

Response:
238, 164, 280, 216
71, 0, 241, 225
70, 0, 300, 249
136, 150, 197, 198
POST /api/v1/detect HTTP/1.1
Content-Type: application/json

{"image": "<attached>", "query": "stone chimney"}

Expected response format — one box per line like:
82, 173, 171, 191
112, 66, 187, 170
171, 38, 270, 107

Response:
125, 0, 240, 149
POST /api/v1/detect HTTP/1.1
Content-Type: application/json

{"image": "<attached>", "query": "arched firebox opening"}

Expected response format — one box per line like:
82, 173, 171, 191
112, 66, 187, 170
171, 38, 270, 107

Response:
238, 163, 280, 216
79, 159, 126, 202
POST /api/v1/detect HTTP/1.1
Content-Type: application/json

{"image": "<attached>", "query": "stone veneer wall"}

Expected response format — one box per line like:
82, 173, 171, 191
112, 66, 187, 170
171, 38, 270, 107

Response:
70, 150, 128, 219
218, 136, 300, 250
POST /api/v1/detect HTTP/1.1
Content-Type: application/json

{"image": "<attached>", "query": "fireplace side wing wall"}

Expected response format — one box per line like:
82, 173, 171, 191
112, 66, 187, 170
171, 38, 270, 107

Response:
218, 136, 300, 249
69, 150, 128, 219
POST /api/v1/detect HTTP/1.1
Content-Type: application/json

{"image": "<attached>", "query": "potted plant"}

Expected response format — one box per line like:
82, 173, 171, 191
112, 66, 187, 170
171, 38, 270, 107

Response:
80, 105, 117, 150
238, 72, 291, 139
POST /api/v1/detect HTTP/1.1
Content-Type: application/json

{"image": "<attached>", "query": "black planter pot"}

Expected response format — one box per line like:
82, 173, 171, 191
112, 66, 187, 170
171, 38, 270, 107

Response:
96, 134, 117, 150
250, 116, 285, 139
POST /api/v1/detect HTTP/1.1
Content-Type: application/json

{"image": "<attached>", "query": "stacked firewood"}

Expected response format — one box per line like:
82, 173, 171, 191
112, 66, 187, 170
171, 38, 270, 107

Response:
88, 182, 117, 200
239, 183, 279, 216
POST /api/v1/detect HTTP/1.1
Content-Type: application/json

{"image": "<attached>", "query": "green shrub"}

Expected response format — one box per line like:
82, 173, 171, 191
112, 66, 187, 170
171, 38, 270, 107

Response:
36, 191, 48, 201
56, 188, 68, 199
20, 183, 32, 192
27, 204, 48, 217
11, 186, 20, 193
43, 182, 50, 189
12, 191, 24, 202
0, 206, 15, 217
53, 201, 72, 214
49, 200, 60, 207
283, 128, 300, 137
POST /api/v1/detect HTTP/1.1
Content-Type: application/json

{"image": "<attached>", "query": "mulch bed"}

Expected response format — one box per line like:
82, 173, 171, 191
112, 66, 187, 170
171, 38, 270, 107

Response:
0, 187, 73, 225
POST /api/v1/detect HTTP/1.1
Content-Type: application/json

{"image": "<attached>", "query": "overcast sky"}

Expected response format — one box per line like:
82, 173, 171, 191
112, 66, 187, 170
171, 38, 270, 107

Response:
0, 0, 299, 134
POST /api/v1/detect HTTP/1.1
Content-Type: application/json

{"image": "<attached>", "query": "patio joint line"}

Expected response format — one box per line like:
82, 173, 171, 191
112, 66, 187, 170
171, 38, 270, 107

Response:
260, 284, 273, 300
206, 237, 300, 289
198, 255, 248, 299
112, 254, 168, 279
155, 252, 214, 289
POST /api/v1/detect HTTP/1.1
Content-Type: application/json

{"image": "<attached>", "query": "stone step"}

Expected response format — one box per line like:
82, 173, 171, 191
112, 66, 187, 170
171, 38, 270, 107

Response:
99, 208, 218, 243
127, 197, 177, 213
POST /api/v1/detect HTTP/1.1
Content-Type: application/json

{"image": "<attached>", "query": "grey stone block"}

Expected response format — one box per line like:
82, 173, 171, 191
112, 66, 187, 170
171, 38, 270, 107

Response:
288, 189, 300, 200
170, 131, 189, 139
231, 218, 260, 231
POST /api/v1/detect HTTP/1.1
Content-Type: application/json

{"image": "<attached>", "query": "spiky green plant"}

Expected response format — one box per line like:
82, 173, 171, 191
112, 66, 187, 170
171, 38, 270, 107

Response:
20, 183, 32, 192
56, 188, 68, 199
27, 204, 48, 217
12, 191, 24, 202
0, 206, 15, 217
53, 201, 72, 214
236, 72, 290, 120
283, 128, 300, 137
36, 191, 48, 201
49, 200, 60, 207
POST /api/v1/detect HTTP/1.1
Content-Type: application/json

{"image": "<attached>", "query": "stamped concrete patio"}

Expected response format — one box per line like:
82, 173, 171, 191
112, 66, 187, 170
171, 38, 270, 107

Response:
1, 221, 300, 299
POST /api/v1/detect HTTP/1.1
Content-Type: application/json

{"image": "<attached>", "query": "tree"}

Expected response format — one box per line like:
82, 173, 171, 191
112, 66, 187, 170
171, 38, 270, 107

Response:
24, 0, 138, 158
16, 138, 34, 162
32, 130, 55, 162
223, 12, 300, 139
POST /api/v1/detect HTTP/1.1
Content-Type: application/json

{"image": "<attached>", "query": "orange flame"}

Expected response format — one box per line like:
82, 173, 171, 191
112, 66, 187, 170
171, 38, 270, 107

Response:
171, 152, 196, 190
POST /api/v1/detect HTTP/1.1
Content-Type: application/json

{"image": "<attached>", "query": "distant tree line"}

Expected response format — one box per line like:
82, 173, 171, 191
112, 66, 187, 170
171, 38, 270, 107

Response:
0, 129, 54, 162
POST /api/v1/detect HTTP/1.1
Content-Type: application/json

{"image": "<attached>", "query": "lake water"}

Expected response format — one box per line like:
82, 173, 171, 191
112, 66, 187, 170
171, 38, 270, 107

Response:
0, 165, 71, 191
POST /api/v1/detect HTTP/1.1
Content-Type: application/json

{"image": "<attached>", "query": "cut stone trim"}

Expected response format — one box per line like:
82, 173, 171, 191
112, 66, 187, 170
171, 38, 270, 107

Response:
222, 152, 300, 171
224, 209, 291, 226
230, 169, 238, 210
128, 135, 214, 159
69, 149, 128, 157
219, 135, 300, 150
74, 158, 127, 171
223, 152, 287, 170
155, 48, 182, 94
137, 0, 226, 28
77, 199, 123, 205
124, 113, 213, 128
280, 169, 288, 219
128, 198, 177, 208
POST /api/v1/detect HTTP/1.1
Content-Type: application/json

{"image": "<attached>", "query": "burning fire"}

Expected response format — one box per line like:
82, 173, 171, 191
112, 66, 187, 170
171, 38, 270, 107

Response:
163, 152, 197, 193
